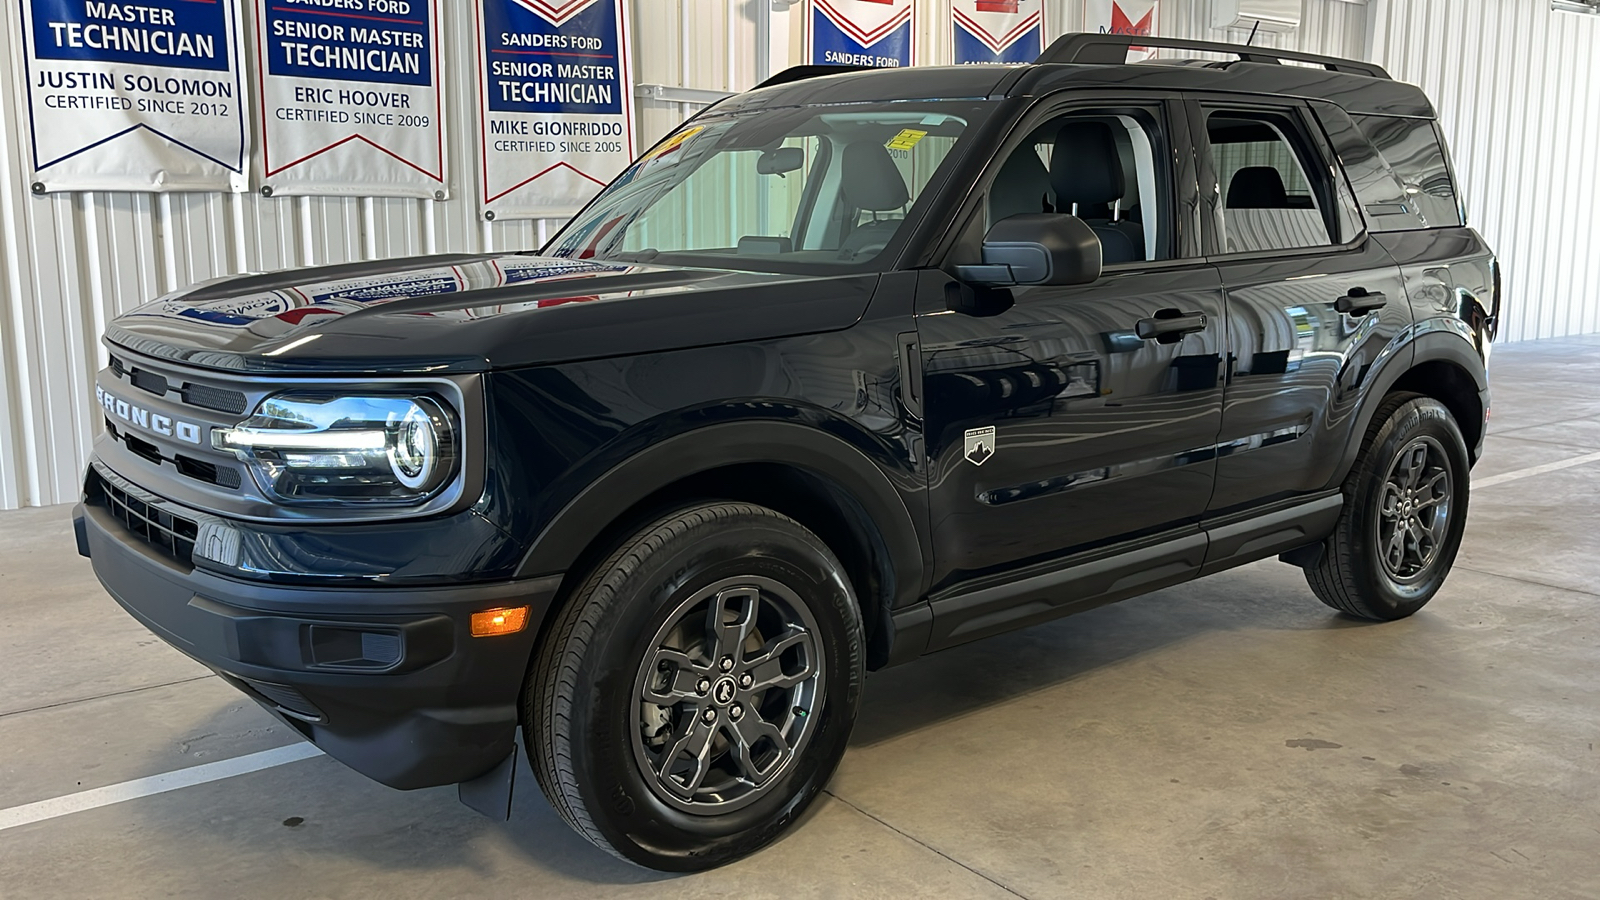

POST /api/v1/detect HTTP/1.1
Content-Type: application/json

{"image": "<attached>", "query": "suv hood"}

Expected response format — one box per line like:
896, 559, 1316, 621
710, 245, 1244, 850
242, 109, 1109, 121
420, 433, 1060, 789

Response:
106, 254, 873, 373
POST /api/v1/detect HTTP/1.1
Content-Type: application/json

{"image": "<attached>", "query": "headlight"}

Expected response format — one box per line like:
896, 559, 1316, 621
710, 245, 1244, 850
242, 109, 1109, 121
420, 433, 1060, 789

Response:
214, 394, 458, 505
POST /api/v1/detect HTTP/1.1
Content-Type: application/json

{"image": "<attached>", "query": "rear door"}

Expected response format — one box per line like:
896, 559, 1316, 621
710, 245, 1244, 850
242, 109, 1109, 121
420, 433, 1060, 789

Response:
1188, 96, 1410, 523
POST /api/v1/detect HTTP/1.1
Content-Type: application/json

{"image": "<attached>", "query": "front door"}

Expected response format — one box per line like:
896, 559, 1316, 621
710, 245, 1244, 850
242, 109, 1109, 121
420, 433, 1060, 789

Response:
917, 98, 1227, 601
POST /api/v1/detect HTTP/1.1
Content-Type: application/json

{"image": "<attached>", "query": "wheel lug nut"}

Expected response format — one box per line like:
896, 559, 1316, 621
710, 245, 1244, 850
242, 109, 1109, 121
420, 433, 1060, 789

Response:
702, 707, 717, 724
719, 656, 734, 672
739, 673, 753, 689
729, 703, 744, 721
696, 677, 711, 695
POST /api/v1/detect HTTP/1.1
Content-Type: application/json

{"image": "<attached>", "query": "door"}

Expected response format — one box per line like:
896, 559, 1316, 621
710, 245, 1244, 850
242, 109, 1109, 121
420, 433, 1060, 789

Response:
918, 98, 1227, 596
1189, 97, 1410, 517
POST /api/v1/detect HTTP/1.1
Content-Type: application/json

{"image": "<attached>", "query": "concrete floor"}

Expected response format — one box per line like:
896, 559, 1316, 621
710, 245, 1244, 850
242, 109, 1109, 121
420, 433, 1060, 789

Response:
3, 336, 1599, 900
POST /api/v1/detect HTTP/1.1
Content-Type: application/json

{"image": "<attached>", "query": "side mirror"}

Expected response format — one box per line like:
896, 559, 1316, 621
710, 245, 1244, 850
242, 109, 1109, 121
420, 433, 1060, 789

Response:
756, 146, 805, 176
955, 214, 1103, 287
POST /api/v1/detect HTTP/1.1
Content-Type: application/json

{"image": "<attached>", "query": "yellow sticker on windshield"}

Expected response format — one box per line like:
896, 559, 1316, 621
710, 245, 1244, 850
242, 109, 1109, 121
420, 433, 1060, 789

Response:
643, 125, 705, 161
885, 129, 927, 152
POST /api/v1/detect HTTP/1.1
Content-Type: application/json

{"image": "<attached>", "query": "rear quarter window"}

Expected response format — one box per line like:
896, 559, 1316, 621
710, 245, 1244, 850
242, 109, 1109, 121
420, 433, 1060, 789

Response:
1353, 115, 1464, 228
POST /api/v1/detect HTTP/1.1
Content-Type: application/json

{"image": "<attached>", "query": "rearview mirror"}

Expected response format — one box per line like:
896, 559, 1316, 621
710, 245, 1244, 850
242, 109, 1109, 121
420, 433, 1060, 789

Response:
955, 214, 1103, 287
756, 146, 805, 176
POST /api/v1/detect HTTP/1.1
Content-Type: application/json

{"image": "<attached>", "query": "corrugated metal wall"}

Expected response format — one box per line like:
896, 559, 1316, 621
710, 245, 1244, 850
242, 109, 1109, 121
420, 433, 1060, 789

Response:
0, 0, 757, 510
1368, 0, 1600, 344
1121, 0, 1367, 53
0, 0, 1587, 510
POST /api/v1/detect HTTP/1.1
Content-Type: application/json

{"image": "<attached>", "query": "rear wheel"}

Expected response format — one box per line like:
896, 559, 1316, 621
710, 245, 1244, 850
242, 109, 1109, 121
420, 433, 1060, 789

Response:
1306, 393, 1471, 620
525, 503, 864, 871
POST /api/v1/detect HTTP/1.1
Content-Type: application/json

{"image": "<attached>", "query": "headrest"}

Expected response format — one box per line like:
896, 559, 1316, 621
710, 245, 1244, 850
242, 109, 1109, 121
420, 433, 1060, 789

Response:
1050, 121, 1125, 207
1226, 166, 1290, 209
842, 141, 910, 211
990, 147, 1053, 222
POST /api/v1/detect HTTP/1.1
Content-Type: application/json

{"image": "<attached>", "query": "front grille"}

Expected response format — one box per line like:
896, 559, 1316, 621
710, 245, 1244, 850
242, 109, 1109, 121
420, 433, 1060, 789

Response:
183, 382, 249, 415
87, 470, 198, 567
104, 421, 244, 491
121, 429, 163, 465
130, 368, 169, 397
175, 454, 243, 489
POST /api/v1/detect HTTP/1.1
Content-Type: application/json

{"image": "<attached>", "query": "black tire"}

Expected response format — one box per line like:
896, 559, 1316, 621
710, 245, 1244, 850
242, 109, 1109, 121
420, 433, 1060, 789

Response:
525, 503, 864, 871
1306, 393, 1471, 620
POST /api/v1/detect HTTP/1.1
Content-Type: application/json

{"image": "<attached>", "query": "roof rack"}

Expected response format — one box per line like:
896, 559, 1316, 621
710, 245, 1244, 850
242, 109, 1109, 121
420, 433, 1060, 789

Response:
1036, 33, 1391, 80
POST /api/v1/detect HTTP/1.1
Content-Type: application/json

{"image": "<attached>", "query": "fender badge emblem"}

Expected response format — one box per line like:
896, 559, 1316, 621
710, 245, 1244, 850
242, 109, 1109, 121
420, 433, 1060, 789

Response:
964, 426, 996, 466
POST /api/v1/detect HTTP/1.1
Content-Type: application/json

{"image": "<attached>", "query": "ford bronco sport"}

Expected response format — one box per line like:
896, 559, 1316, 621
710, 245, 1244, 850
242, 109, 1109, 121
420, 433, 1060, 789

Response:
76, 34, 1498, 870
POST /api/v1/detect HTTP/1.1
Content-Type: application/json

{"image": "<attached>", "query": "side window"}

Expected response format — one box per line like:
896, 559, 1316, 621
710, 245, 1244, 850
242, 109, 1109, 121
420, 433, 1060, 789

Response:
1206, 109, 1339, 254
985, 107, 1175, 264
1310, 100, 1417, 231
1353, 115, 1464, 228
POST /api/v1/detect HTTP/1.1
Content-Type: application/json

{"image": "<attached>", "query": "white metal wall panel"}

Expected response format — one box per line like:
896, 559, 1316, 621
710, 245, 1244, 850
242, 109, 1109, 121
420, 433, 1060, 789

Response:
1045, 0, 1365, 54
0, 0, 756, 510
1369, 0, 1600, 344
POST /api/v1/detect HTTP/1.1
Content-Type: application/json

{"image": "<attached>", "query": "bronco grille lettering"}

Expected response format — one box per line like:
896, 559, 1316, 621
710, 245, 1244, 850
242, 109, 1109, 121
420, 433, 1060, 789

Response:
97, 385, 203, 445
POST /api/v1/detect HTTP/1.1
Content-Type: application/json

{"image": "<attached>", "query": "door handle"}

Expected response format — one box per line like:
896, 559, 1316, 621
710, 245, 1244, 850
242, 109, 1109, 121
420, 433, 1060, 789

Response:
1136, 309, 1208, 344
1335, 288, 1388, 315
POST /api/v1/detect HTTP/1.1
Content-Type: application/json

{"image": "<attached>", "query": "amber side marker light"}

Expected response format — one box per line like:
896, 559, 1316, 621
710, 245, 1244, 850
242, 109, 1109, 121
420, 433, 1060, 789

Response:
471, 606, 530, 637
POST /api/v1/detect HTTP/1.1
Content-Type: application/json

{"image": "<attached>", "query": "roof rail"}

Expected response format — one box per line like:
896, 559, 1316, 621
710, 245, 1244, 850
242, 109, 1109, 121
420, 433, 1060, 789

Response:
1036, 33, 1391, 80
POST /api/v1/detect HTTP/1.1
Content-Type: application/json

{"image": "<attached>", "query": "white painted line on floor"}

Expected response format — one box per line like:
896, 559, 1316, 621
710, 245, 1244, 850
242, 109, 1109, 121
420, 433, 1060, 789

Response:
1473, 450, 1600, 489
0, 743, 323, 833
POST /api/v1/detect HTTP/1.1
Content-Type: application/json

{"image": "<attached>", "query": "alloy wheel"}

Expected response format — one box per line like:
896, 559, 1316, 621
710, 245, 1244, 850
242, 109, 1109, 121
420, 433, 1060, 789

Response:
1375, 435, 1454, 583
630, 576, 824, 814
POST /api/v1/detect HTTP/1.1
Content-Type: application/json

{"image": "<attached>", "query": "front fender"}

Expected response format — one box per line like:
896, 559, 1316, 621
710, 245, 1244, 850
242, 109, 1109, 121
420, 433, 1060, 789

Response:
514, 416, 929, 615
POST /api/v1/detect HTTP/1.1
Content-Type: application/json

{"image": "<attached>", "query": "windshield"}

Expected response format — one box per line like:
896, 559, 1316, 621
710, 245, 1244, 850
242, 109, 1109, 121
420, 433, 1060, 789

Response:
544, 101, 994, 273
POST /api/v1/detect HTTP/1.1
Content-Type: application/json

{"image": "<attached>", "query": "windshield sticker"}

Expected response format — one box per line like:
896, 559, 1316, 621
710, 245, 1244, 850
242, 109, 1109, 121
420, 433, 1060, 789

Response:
885, 129, 927, 152
643, 125, 705, 162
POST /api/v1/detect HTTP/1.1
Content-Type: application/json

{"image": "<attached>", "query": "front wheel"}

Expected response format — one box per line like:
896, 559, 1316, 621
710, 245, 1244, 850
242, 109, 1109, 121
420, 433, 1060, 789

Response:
525, 503, 864, 871
1306, 393, 1471, 620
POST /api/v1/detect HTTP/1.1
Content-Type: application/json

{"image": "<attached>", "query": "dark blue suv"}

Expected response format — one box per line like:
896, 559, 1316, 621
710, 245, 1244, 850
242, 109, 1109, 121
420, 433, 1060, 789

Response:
76, 35, 1498, 870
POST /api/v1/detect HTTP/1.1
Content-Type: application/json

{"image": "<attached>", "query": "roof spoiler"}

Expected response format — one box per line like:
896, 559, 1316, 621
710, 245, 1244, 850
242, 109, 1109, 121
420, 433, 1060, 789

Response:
1037, 33, 1391, 80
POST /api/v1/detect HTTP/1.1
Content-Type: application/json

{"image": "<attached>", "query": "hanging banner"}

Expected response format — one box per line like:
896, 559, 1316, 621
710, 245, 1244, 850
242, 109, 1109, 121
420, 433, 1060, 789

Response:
475, 0, 635, 221
18, 0, 247, 193
806, 0, 917, 68
254, 0, 447, 198
952, 0, 1044, 65
1083, 0, 1160, 59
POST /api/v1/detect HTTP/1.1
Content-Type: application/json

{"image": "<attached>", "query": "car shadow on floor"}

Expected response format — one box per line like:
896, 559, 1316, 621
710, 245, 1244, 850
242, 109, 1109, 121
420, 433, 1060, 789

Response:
88, 561, 1450, 889
849, 561, 1394, 748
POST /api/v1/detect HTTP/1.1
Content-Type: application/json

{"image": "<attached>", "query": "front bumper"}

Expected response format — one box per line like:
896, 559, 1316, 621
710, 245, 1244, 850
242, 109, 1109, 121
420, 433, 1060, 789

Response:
76, 497, 561, 790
